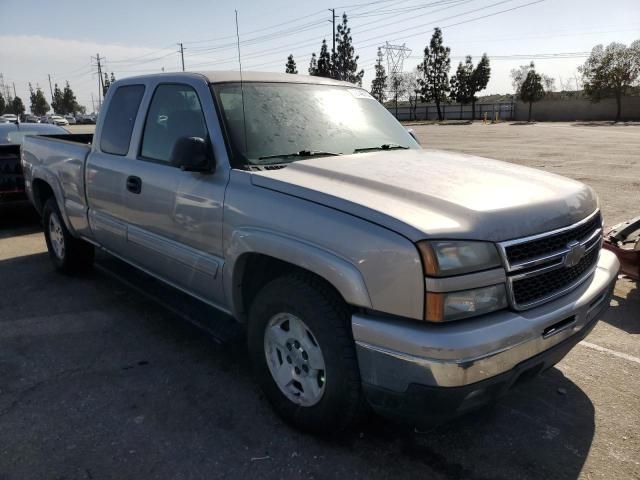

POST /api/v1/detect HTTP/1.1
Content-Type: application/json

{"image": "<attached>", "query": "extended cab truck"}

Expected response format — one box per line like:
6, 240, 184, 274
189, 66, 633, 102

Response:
22, 72, 619, 432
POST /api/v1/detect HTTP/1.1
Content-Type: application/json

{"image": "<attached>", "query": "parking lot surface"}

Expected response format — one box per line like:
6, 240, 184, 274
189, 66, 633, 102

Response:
1, 123, 638, 479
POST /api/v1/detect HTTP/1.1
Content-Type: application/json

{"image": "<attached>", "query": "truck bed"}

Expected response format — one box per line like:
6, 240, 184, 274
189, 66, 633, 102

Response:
22, 134, 94, 232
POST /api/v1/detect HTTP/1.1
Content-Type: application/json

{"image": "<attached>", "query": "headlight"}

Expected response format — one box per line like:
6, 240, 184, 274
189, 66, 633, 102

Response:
417, 240, 502, 276
426, 284, 508, 322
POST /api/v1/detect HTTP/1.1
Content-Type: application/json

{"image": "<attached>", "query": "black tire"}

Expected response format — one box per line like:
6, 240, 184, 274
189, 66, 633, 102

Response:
248, 272, 364, 434
42, 198, 94, 273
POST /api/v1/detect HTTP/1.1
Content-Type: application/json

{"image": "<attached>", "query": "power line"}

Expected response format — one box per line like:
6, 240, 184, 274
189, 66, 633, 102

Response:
228, 0, 536, 71
182, 8, 328, 45
335, 0, 410, 9
181, 0, 419, 56
184, 0, 476, 70
106, 44, 176, 64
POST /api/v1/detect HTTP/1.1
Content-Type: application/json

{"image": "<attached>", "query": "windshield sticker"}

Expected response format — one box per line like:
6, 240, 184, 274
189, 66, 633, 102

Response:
348, 89, 374, 100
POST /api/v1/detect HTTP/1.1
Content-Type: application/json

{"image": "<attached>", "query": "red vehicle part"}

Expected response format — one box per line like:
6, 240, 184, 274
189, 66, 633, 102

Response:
603, 216, 640, 280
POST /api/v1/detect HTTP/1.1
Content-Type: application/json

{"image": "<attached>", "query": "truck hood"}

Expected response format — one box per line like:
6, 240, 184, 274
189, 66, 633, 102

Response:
250, 149, 598, 242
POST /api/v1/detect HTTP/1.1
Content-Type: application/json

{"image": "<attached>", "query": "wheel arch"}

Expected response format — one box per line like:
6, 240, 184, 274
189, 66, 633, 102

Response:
225, 228, 372, 323
30, 174, 77, 235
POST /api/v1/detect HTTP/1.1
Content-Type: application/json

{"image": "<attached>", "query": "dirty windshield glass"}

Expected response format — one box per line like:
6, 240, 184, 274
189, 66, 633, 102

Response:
212, 82, 419, 165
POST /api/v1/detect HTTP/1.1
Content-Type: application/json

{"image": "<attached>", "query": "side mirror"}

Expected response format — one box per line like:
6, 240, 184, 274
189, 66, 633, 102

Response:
170, 136, 214, 172
406, 128, 419, 143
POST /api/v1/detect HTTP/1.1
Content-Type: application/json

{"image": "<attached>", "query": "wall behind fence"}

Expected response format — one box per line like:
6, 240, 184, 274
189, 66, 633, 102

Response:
387, 102, 514, 121
513, 96, 640, 121
387, 96, 640, 122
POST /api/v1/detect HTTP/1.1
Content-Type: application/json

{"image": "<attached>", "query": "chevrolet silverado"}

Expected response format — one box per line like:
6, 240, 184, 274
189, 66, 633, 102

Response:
22, 72, 619, 432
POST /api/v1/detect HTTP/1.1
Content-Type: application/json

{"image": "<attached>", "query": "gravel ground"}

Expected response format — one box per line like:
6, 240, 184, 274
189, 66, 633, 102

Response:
0, 123, 638, 480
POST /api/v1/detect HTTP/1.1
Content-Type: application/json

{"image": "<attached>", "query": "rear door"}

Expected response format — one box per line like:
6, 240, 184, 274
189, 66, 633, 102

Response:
114, 79, 228, 307
86, 84, 146, 253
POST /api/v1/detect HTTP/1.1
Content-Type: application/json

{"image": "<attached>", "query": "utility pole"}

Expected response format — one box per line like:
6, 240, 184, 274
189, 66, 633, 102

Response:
178, 43, 185, 71
91, 93, 96, 113
48, 74, 54, 102
329, 9, 337, 55
12, 82, 16, 98
92, 53, 104, 110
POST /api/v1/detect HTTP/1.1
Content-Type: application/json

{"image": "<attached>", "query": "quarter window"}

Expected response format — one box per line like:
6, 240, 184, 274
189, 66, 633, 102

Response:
140, 84, 208, 163
100, 85, 145, 156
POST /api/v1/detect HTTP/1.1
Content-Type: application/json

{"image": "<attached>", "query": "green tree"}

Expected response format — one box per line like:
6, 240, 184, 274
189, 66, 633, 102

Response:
308, 53, 318, 75
449, 54, 491, 120
403, 72, 420, 121
315, 39, 333, 78
417, 27, 451, 121
370, 48, 387, 103
51, 83, 64, 114
333, 13, 364, 85
390, 74, 407, 118
449, 56, 473, 116
470, 54, 491, 119
62, 81, 80, 114
579, 40, 640, 122
513, 62, 546, 122
29, 83, 50, 116
285, 54, 298, 74
0, 91, 5, 115
11, 96, 26, 116
102, 72, 111, 96
511, 62, 554, 94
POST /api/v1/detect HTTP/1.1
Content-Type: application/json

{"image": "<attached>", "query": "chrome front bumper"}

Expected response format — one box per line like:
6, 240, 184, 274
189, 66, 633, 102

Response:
353, 249, 619, 391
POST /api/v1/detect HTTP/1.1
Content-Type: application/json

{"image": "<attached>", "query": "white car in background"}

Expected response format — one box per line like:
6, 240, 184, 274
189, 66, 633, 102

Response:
64, 115, 77, 125
47, 115, 69, 126
0, 114, 18, 123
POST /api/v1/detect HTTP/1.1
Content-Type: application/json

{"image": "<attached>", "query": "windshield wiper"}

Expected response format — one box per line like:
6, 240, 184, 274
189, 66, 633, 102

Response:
258, 150, 341, 162
354, 143, 409, 153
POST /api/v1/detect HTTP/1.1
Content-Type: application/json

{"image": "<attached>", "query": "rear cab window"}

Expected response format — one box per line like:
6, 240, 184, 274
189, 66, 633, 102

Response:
100, 85, 145, 156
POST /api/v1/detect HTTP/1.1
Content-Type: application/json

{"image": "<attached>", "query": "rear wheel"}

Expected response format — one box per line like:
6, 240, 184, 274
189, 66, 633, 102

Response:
43, 198, 94, 273
248, 273, 364, 434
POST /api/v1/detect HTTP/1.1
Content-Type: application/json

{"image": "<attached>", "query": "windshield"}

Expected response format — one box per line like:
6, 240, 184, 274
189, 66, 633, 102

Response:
212, 82, 419, 165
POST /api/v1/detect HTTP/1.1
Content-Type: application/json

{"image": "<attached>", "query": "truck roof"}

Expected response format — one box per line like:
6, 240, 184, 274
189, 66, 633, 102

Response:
119, 70, 356, 88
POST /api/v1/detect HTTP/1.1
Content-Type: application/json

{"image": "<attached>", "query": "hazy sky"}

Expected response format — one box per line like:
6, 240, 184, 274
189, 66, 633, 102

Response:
1, 0, 638, 112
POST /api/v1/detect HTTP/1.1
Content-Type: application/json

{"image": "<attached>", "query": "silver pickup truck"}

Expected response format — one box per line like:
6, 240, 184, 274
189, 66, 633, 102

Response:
22, 71, 619, 432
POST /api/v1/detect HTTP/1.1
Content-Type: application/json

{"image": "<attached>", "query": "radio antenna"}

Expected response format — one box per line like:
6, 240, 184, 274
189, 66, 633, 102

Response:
235, 10, 249, 157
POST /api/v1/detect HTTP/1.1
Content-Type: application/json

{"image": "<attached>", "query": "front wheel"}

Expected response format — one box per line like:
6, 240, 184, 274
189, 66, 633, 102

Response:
248, 273, 364, 434
43, 198, 94, 273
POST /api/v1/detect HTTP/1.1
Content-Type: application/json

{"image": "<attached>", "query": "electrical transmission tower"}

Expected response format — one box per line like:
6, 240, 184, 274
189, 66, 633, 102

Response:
381, 42, 411, 78
381, 42, 412, 117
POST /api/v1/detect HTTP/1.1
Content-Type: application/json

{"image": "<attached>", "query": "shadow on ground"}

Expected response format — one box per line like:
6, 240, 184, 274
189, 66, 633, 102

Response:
0, 204, 40, 237
572, 121, 640, 127
600, 278, 640, 334
0, 249, 597, 479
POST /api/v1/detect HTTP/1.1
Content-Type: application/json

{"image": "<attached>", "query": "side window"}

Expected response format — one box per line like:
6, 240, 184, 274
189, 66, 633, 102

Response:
140, 84, 208, 163
100, 85, 145, 156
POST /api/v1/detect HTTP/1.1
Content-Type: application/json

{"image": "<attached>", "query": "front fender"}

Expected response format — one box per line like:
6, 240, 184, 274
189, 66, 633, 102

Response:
224, 227, 373, 319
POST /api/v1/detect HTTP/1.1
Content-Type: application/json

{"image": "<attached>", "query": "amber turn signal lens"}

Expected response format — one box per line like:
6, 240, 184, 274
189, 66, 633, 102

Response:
425, 292, 445, 322
417, 242, 439, 276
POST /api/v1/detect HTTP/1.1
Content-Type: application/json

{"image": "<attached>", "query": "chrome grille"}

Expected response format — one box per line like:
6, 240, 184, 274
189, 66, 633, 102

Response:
505, 212, 602, 265
499, 210, 603, 310
511, 247, 599, 305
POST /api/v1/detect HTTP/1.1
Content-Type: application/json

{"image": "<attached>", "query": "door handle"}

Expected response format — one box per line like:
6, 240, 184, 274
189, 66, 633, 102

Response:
126, 176, 142, 194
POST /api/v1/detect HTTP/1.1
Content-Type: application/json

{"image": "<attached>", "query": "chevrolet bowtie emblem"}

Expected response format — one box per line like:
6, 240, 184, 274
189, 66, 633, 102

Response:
564, 241, 586, 268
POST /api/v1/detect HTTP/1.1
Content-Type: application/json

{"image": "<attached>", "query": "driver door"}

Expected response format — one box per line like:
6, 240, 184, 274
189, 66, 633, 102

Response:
117, 82, 227, 307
